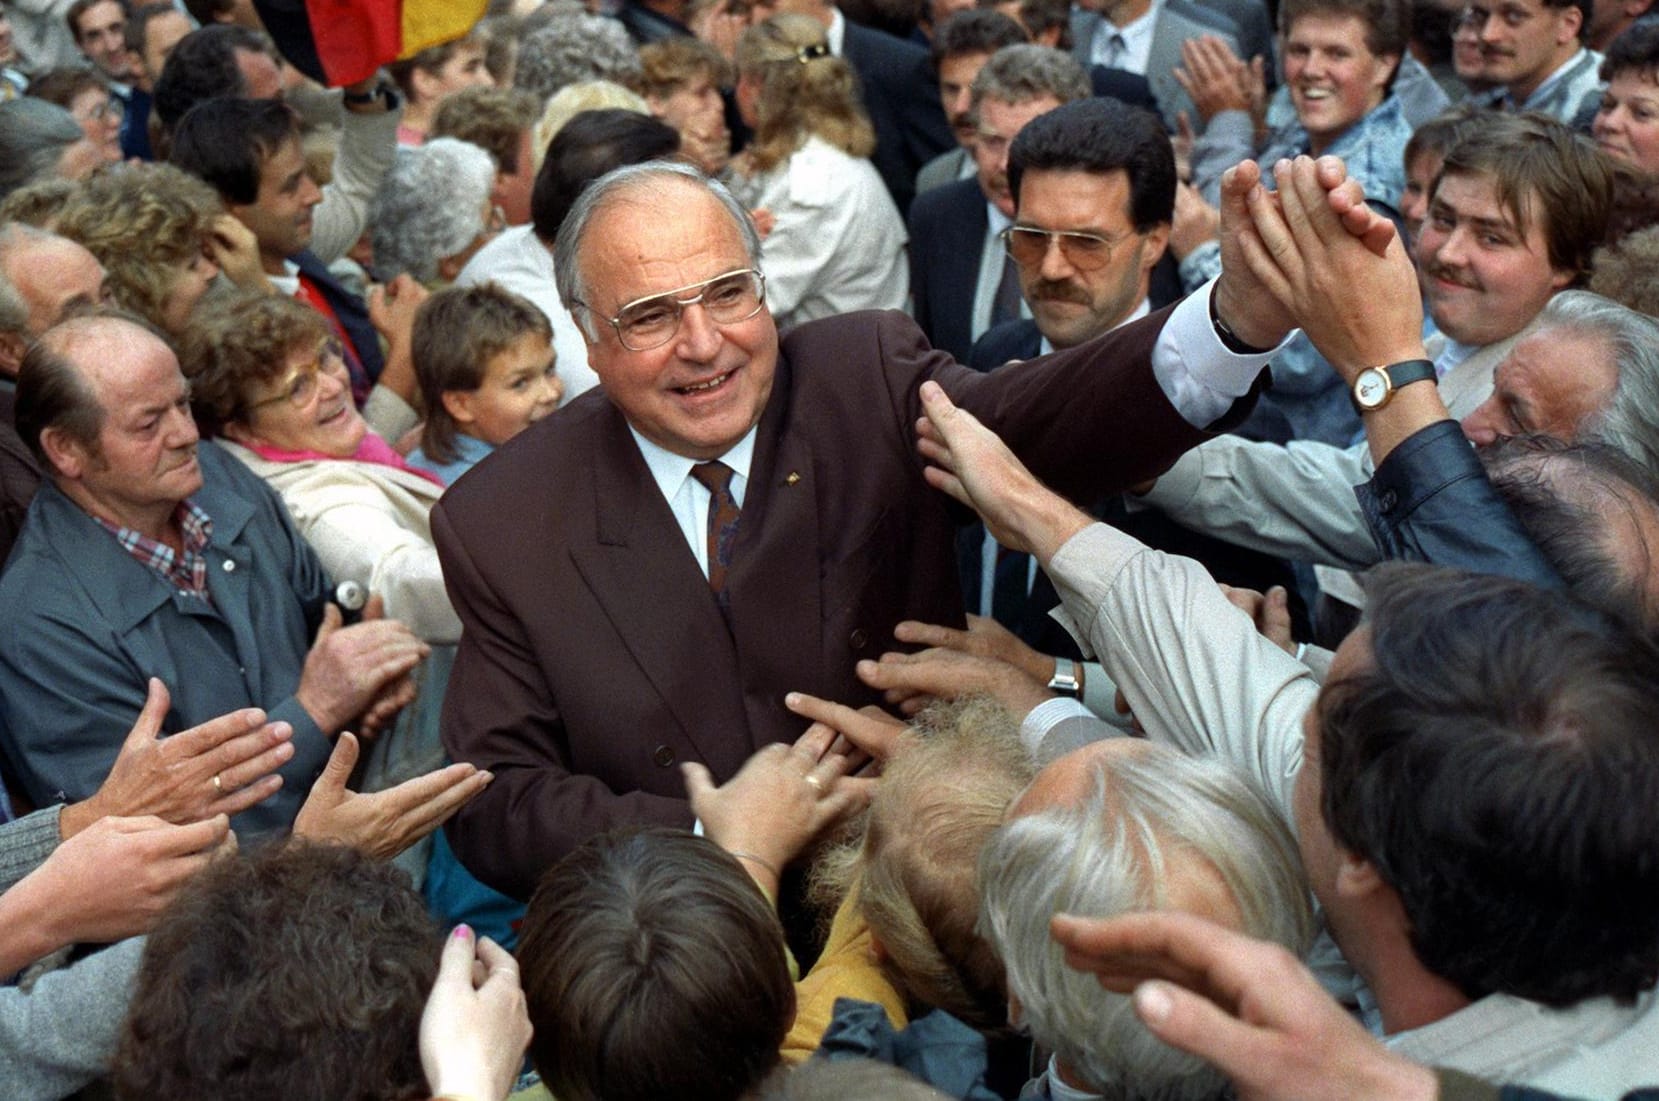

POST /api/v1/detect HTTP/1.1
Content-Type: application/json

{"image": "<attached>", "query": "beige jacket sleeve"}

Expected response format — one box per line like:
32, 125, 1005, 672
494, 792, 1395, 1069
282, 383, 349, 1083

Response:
1047, 521, 1317, 822
1139, 434, 1383, 572
307, 103, 402, 265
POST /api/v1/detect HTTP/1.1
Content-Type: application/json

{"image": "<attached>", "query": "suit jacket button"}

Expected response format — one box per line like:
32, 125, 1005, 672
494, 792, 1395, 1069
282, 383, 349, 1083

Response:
849, 628, 869, 650
652, 745, 676, 767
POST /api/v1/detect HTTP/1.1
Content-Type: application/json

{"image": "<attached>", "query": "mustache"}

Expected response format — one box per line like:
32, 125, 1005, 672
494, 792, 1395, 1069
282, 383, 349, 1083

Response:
1030, 279, 1091, 305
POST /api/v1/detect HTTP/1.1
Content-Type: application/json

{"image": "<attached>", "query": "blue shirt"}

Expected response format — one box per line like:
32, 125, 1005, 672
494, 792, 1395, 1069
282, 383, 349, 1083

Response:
406, 433, 496, 487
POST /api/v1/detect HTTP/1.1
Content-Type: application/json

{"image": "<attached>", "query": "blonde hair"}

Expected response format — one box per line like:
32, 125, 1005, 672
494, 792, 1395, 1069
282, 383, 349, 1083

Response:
54, 163, 222, 334
531, 80, 649, 175
809, 698, 1035, 1029
735, 14, 874, 173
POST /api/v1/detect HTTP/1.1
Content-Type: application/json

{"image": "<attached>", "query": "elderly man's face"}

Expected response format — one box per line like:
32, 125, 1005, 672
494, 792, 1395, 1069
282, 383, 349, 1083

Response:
578, 180, 778, 461
0, 235, 108, 377
54, 325, 203, 529
973, 95, 1062, 219
1460, 326, 1619, 445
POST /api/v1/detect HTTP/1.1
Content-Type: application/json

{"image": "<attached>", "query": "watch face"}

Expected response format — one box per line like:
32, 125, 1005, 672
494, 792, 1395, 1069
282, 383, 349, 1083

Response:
1354, 368, 1389, 409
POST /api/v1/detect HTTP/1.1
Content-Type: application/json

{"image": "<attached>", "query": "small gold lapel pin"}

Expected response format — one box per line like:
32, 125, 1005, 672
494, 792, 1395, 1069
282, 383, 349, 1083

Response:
785, 471, 802, 486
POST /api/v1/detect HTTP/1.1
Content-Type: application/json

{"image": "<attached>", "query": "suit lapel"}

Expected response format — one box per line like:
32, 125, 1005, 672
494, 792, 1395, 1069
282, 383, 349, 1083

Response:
725, 366, 823, 751
569, 412, 748, 768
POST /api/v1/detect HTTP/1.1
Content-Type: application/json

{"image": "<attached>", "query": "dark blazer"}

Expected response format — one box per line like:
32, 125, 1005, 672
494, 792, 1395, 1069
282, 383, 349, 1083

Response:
968, 318, 1041, 371
841, 19, 954, 217
293, 249, 384, 390
433, 306, 1222, 898
1089, 66, 1161, 116
908, 176, 988, 364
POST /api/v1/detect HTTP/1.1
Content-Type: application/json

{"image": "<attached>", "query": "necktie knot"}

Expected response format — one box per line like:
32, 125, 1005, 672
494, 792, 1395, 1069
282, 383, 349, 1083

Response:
691, 461, 736, 495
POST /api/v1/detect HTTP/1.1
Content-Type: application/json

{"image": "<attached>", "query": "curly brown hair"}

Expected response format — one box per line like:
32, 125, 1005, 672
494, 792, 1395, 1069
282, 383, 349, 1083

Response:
113, 841, 440, 1101
179, 290, 330, 436
55, 162, 222, 334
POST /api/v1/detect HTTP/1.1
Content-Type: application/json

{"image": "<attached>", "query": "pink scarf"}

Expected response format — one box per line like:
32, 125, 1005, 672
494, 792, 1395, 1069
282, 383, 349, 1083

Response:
245, 431, 446, 489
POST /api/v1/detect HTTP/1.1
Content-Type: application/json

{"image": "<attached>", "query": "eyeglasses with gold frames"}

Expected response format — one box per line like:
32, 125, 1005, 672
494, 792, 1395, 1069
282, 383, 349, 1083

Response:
1000, 226, 1130, 272
243, 339, 348, 415
574, 268, 768, 351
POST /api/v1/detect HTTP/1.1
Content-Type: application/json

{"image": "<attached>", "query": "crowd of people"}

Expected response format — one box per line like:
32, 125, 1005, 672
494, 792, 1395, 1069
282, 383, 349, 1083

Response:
2, 0, 1658, 1097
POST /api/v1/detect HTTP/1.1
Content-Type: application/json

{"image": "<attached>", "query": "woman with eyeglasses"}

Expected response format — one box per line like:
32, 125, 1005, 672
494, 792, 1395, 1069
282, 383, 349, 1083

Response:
724, 13, 908, 331
182, 291, 459, 648
25, 66, 123, 165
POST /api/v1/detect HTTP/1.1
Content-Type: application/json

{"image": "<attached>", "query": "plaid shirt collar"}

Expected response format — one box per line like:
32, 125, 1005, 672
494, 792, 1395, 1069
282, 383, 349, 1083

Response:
92, 499, 214, 600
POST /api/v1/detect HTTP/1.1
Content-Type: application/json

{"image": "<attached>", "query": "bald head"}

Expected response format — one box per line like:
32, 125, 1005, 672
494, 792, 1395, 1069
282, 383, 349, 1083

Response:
0, 225, 108, 378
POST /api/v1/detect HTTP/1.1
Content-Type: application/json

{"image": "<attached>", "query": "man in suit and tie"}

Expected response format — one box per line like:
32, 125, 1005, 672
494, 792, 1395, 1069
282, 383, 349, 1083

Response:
908, 43, 1088, 362
430, 157, 1359, 899
1068, 0, 1252, 130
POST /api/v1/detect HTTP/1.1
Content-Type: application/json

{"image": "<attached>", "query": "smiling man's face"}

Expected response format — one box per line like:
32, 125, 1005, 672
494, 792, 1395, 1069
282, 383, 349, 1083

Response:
577, 178, 777, 461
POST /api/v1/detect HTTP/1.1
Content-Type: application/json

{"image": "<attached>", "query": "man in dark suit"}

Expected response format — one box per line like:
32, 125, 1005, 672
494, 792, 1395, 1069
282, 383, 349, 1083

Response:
430, 158, 1337, 899
908, 43, 1088, 362
962, 99, 1305, 697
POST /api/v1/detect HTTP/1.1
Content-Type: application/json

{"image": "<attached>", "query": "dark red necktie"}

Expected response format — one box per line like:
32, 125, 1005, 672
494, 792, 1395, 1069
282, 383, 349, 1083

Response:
691, 461, 740, 610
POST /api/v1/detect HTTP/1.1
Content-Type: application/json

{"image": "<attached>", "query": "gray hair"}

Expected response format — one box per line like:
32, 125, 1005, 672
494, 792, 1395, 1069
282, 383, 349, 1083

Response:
369, 138, 498, 283
514, 12, 642, 103
0, 222, 52, 336
977, 744, 1314, 1100
1484, 435, 1659, 634
969, 44, 1090, 112
1534, 291, 1659, 478
0, 99, 86, 199
552, 160, 762, 340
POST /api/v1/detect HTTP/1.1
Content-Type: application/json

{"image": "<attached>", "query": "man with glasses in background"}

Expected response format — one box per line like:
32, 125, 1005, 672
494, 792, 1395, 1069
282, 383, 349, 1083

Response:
1453, 0, 1603, 122
426, 156, 1378, 904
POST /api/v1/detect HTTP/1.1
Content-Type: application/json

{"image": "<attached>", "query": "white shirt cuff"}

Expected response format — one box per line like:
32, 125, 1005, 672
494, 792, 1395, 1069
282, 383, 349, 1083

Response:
1152, 277, 1291, 427
1020, 696, 1097, 757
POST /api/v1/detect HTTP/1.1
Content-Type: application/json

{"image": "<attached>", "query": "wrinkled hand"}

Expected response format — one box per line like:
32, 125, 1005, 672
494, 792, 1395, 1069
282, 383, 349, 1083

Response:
422, 925, 532, 1101
292, 733, 491, 860
1239, 156, 1423, 376
915, 381, 1093, 561
683, 723, 869, 897
1169, 181, 1221, 261
23, 815, 231, 949
62, 679, 292, 838
206, 213, 271, 292
1173, 36, 1253, 123
1050, 911, 1437, 1101
295, 596, 429, 735
784, 691, 906, 766
1218, 584, 1296, 656
858, 644, 1055, 718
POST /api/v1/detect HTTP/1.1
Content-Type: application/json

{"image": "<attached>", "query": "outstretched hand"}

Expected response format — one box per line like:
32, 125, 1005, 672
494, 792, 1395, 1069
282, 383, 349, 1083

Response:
914, 381, 1092, 564
684, 722, 869, 898
292, 733, 491, 860
60, 678, 292, 838
1050, 911, 1437, 1101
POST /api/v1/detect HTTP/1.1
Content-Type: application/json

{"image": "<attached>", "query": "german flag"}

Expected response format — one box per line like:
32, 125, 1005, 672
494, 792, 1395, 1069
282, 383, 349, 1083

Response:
252, 0, 487, 87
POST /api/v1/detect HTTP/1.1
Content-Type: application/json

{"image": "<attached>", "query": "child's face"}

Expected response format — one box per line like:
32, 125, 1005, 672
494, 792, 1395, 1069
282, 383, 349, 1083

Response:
455, 332, 561, 447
